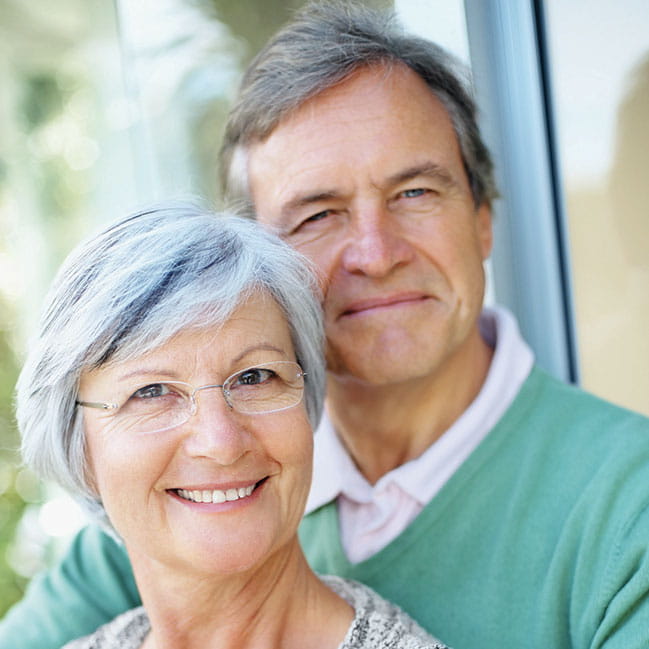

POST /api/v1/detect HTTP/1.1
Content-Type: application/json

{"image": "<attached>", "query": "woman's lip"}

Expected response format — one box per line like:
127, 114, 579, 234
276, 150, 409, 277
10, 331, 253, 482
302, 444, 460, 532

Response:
340, 294, 429, 317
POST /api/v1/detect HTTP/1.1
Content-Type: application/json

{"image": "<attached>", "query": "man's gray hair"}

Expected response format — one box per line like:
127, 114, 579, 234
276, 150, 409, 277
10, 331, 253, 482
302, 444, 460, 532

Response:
16, 203, 325, 531
219, 0, 497, 207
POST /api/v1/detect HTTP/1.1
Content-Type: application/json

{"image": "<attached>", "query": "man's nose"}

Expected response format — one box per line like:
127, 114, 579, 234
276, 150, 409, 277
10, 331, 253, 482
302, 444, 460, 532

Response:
341, 205, 414, 277
182, 387, 252, 465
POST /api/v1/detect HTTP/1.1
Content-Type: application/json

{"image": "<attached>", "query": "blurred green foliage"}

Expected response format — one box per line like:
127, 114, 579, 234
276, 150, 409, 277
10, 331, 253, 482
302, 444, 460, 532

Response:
0, 8, 87, 616
0, 307, 27, 615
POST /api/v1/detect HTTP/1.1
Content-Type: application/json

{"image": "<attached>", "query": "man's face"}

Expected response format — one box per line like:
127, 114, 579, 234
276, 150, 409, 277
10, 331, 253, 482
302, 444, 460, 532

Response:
248, 65, 492, 387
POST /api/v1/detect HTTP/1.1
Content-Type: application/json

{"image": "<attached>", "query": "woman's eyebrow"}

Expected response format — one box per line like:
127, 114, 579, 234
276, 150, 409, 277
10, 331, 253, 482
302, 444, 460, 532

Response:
231, 343, 287, 364
114, 345, 288, 382
115, 368, 181, 382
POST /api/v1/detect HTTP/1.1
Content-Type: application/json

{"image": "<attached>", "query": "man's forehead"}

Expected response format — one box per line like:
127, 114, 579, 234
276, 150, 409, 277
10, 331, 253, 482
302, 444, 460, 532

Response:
251, 63, 447, 151
247, 65, 464, 211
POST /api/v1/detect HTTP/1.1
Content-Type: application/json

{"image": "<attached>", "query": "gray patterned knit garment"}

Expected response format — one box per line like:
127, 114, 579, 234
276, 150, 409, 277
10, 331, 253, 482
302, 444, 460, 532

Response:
61, 575, 449, 649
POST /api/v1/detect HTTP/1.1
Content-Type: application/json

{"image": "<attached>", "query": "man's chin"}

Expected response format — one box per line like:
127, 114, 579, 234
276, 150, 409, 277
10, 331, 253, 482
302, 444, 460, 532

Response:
325, 349, 441, 389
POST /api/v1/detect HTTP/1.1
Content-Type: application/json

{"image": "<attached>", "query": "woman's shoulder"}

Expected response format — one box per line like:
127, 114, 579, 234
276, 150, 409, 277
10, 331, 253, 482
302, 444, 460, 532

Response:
61, 607, 150, 649
320, 576, 449, 649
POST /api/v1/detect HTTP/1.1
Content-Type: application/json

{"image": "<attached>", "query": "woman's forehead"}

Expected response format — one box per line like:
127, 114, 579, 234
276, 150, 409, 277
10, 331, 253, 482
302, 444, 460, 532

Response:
79, 297, 295, 387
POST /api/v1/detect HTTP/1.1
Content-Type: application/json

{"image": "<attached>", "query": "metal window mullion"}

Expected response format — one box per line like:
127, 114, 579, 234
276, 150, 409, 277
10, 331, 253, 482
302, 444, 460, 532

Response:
464, 0, 577, 383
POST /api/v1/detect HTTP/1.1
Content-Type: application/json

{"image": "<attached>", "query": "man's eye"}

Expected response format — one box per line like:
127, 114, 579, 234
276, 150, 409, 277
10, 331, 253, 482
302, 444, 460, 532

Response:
401, 188, 427, 198
131, 383, 172, 400
307, 210, 331, 221
294, 210, 331, 231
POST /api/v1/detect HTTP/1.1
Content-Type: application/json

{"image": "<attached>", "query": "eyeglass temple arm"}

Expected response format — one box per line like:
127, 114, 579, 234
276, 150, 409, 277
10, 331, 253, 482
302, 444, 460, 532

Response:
76, 400, 118, 411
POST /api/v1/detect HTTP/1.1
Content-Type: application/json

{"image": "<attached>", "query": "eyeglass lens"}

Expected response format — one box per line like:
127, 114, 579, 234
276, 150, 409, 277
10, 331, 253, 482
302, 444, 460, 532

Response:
115, 361, 304, 434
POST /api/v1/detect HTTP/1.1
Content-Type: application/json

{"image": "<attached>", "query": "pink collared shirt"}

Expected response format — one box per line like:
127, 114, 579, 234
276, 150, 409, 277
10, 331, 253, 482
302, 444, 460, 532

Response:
305, 306, 534, 563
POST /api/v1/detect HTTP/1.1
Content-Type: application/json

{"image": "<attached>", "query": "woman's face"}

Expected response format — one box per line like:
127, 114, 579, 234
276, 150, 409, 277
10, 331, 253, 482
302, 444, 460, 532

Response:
79, 294, 314, 577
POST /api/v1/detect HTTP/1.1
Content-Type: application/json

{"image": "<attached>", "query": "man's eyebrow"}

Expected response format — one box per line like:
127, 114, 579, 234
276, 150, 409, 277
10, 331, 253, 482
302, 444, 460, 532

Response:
385, 163, 458, 189
276, 163, 457, 223
280, 190, 340, 220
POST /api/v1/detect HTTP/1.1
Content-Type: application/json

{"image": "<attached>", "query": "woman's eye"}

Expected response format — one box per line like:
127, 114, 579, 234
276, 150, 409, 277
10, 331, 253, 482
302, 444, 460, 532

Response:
131, 383, 172, 400
234, 368, 275, 386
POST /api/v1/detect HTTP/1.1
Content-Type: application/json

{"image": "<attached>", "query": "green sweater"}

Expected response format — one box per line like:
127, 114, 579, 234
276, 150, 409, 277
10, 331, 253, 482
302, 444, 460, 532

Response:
2, 368, 649, 649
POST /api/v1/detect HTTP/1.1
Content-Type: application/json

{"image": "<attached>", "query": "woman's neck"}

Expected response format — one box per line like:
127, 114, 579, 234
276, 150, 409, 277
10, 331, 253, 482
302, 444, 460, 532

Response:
132, 538, 353, 649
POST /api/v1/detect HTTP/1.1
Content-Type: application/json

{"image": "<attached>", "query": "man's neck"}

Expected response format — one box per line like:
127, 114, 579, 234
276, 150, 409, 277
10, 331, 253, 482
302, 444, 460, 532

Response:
326, 327, 494, 484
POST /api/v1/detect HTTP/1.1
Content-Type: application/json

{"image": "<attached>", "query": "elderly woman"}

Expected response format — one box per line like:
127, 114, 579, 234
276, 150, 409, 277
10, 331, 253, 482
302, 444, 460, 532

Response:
16, 204, 447, 649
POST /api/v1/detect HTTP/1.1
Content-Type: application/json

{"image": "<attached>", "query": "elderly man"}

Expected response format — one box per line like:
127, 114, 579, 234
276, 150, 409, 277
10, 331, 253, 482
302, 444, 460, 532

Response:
3, 3, 649, 649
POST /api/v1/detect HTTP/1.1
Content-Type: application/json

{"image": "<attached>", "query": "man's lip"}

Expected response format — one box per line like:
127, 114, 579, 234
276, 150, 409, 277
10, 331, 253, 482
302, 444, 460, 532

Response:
339, 293, 429, 317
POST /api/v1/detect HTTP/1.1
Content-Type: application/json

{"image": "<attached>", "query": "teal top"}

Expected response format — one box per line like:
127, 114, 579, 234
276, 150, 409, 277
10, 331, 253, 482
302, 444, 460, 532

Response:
3, 367, 649, 649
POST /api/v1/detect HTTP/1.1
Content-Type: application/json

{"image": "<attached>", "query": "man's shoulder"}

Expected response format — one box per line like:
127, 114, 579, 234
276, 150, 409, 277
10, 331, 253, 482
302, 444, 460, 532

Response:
518, 365, 649, 436
0, 524, 139, 649
510, 367, 649, 508
67, 524, 134, 581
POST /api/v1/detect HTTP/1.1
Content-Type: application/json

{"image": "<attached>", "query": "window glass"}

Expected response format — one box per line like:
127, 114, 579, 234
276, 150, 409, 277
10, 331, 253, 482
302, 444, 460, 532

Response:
114, 0, 392, 206
544, 0, 649, 415
395, 0, 469, 64
1, 0, 400, 614
0, 0, 126, 613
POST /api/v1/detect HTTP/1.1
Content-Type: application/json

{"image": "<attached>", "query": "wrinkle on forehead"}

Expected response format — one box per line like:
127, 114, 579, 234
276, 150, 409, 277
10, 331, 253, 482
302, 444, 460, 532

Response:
248, 63, 470, 222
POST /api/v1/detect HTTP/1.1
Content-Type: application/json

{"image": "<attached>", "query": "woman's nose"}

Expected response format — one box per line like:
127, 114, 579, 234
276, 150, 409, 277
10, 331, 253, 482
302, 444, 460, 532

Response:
181, 387, 252, 465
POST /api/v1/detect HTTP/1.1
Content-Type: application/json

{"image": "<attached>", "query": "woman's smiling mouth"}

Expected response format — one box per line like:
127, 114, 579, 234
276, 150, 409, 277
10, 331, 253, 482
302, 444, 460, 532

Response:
171, 479, 266, 504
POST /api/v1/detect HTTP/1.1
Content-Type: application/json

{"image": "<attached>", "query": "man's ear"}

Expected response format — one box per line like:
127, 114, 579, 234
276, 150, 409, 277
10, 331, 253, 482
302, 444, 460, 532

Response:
477, 203, 493, 260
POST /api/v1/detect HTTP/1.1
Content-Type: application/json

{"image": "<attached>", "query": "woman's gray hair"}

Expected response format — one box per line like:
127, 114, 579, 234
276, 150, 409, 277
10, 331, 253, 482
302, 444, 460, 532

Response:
16, 203, 325, 531
219, 0, 497, 207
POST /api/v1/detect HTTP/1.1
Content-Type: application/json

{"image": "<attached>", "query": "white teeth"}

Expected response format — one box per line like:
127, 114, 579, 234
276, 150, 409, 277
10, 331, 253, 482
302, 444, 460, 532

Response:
176, 485, 256, 504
